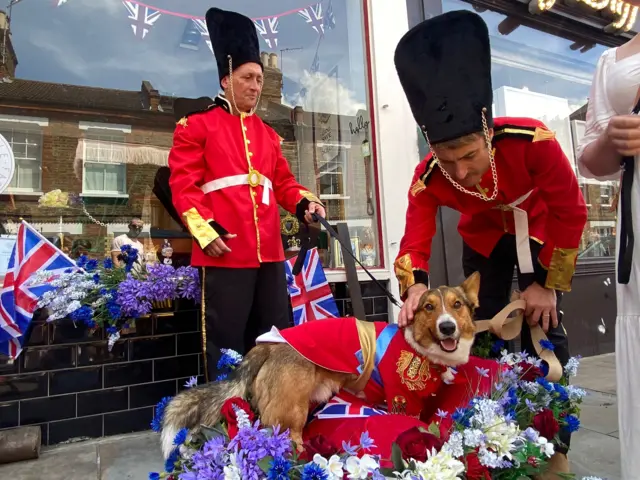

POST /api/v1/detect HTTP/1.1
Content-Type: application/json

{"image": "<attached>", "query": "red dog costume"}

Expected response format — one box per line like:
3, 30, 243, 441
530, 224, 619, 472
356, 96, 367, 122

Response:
256, 317, 501, 459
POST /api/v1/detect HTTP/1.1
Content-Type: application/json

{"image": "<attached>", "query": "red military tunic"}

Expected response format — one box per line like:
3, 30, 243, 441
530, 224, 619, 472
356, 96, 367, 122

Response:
395, 117, 588, 296
168, 95, 321, 268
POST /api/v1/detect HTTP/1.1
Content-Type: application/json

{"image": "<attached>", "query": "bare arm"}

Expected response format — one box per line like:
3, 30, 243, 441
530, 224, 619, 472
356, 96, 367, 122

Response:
578, 130, 621, 178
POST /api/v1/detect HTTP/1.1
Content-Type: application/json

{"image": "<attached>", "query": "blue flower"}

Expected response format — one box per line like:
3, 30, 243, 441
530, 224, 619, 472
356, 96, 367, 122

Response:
148, 473, 160, 480
184, 376, 198, 389
164, 448, 179, 473
215, 373, 228, 382
359, 431, 376, 450
76, 255, 88, 268
342, 440, 357, 456
217, 352, 240, 371
539, 339, 555, 351
173, 428, 188, 446
452, 407, 471, 427
475, 366, 490, 378
554, 384, 569, 402
301, 462, 329, 480
536, 377, 555, 393
93, 273, 101, 284
565, 414, 581, 432
103, 258, 114, 269
64, 268, 73, 274
85, 259, 98, 272
151, 396, 173, 432
491, 339, 505, 354
540, 361, 550, 377
268, 457, 291, 480
69, 306, 94, 327
106, 326, 117, 335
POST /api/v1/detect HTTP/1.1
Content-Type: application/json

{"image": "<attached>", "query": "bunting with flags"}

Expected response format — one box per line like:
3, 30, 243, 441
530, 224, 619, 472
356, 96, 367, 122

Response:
122, 1, 162, 39
54, 1, 338, 47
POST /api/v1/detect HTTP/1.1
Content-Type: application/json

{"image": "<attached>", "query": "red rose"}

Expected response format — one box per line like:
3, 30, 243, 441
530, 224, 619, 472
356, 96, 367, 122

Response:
395, 427, 444, 462
517, 361, 543, 382
220, 397, 255, 438
465, 452, 491, 480
533, 409, 560, 440
303, 435, 339, 458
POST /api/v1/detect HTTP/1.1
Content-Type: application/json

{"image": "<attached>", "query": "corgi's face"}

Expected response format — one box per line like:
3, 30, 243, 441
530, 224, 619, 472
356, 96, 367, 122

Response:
404, 271, 480, 366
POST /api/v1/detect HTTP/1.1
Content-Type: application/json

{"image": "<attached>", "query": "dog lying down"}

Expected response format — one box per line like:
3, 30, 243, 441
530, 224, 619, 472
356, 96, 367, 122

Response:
160, 272, 484, 459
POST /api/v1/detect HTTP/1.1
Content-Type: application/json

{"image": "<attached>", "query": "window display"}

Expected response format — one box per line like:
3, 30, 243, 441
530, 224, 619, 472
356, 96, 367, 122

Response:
0, 0, 381, 277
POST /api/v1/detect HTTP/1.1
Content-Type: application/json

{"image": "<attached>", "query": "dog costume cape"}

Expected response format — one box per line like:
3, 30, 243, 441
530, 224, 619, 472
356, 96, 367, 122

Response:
256, 317, 500, 419
393, 10, 587, 297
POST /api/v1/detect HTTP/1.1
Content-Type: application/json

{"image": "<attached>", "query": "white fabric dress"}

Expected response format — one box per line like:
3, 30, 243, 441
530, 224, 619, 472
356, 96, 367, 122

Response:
577, 47, 640, 480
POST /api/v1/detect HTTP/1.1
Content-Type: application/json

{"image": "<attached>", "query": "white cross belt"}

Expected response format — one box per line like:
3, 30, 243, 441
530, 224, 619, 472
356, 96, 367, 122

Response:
495, 190, 534, 274
200, 171, 273, 205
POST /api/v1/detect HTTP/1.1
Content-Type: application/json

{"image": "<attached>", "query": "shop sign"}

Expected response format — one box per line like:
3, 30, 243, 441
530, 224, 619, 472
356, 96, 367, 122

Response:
530, 0, 638, 32
0, 133, 15, 195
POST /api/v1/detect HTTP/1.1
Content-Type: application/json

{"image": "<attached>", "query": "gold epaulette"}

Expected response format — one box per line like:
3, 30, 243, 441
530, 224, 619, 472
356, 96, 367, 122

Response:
410, 156, 438, 197
493, 124, 556, 143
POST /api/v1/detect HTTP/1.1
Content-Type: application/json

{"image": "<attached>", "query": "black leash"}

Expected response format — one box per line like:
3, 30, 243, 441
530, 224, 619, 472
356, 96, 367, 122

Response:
617, 97, 640, 284
304, 214, 402, 309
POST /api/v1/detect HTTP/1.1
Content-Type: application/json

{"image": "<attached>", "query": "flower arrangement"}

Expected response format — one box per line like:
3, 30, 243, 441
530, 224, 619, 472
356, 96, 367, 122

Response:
149, 347, 603, 480
31, 245, 200, 346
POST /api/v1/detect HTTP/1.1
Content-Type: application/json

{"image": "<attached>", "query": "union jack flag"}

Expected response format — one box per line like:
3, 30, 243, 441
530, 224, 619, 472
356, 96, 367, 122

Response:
192, 19, 214, 54
323, 0, 336, 31
122, 1, 161, 40
0, 221, 77, 359
254, 17, 279, 50
298, 4, 325, 35
285, 247, 339, 325
314, 394, 387, 419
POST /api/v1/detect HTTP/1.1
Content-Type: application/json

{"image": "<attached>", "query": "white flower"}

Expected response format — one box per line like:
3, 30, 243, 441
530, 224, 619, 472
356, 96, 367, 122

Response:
537, 436, 555, 458
564, 356, 581, 377
232, 405, 251, 429
223, 453, 242, 480
313, 454, 344, 480
345, 454, 379, 479
412, 448, 465, 480
442, 431, 464, 458
581, 477, 604, 480
463, 429, 485, 448
567, 385, 587, 401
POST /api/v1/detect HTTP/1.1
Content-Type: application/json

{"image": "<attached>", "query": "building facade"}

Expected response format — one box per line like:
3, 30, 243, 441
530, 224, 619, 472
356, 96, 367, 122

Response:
0, 0, 632, 445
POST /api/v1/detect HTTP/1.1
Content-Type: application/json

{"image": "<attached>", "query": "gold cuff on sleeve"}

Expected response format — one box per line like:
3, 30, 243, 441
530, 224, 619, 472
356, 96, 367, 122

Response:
299, 190, 323, 206
545, 247, 579, 292
182, 207, 219, 249
394, 254, 416, 298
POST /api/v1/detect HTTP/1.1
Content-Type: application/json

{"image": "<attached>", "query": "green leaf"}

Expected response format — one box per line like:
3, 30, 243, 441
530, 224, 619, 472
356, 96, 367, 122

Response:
427, 422, 441, 438
199, 424, 225, 441
391, 442, 405, 471
258, 456, 274, 473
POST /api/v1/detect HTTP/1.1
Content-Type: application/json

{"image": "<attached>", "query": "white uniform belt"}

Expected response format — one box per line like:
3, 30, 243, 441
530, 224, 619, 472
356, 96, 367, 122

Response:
494, 190, 534, 274
200, 172, 273, 206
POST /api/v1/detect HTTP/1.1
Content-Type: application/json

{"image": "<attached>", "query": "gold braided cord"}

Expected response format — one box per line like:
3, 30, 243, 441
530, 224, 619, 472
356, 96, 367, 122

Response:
227, 55, 262, 117
422, 108, 498, 202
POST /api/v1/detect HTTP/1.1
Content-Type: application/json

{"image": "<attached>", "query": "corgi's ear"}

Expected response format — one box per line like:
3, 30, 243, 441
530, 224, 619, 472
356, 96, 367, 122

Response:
460, 271, 480, 308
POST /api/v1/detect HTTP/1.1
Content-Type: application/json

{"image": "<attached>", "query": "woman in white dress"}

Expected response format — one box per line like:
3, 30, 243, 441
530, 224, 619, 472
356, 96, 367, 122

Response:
577, 35, 640, 480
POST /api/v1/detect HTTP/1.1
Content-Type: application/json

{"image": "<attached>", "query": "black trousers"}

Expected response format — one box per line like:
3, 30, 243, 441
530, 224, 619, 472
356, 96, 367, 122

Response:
202, 262, 290, 381
463, 234, 571, 453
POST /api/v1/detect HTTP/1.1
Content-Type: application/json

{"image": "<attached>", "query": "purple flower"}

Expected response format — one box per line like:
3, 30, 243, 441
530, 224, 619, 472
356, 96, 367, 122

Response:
342, 440, 357, 456
359, 431, 376, 451
176, 266, 201, 302
184, 376, 198, 389
116, 275, 152, 318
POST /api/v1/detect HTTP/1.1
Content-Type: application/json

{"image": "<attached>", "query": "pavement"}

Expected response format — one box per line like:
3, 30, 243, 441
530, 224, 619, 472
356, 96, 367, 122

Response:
0, 353, 622, 479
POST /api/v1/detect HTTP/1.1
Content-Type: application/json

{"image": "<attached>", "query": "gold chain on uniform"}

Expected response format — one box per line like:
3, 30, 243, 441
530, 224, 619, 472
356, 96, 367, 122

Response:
422, 108, 498, 202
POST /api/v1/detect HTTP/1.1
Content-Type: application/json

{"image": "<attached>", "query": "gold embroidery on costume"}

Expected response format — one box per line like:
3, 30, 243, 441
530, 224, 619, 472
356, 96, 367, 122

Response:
396, 350, 431, 391
545, 247, 579, 292
177, 117, 188, 128
410, 179, 426, 197
394, 254, 415, 298
298, 190, 323, 205
201, 266, 209, 382
182, 208, 219, 249
532, 127, 556, 143
239, 113, 262, 262
391, 395, 407, 415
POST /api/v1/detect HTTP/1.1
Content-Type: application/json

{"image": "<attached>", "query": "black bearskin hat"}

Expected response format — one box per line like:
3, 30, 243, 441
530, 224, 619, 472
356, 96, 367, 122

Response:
394, 10, 493, 145
206, 7, 263, 83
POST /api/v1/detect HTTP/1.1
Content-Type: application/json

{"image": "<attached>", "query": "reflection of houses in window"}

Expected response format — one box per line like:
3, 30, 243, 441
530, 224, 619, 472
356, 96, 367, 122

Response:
80, 122, 130, 197
0, 115, 47, 193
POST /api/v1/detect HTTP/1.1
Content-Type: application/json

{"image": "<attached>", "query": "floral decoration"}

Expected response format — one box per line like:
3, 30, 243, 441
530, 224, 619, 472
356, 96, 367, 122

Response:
31, 245, 200, 347
148, 348, 603, 480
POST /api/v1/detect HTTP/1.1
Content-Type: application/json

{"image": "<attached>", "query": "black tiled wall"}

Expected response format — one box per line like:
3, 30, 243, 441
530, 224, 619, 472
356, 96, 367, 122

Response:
0, 281, 390, 446
0, 300, 203, 446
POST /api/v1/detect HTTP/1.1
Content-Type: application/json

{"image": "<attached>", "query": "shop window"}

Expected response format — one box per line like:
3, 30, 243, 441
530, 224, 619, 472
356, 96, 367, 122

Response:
437, 0, 619, 261
0, 0, 379, 271
0, 116, 47, 194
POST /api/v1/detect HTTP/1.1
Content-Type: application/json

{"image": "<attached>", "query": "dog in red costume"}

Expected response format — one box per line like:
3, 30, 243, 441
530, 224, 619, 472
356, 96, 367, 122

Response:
160, 272, 499, 459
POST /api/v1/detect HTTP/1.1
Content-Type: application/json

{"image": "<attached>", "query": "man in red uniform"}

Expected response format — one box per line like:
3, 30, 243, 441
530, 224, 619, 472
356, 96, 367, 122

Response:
392, 11, 587, 473
167, 8, 325, 380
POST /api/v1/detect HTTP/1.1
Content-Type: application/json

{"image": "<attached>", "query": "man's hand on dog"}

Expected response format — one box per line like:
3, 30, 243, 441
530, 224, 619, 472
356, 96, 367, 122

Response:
204, 233, 237, 257
397, 283, 429, 328
521, 282, 558, 332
